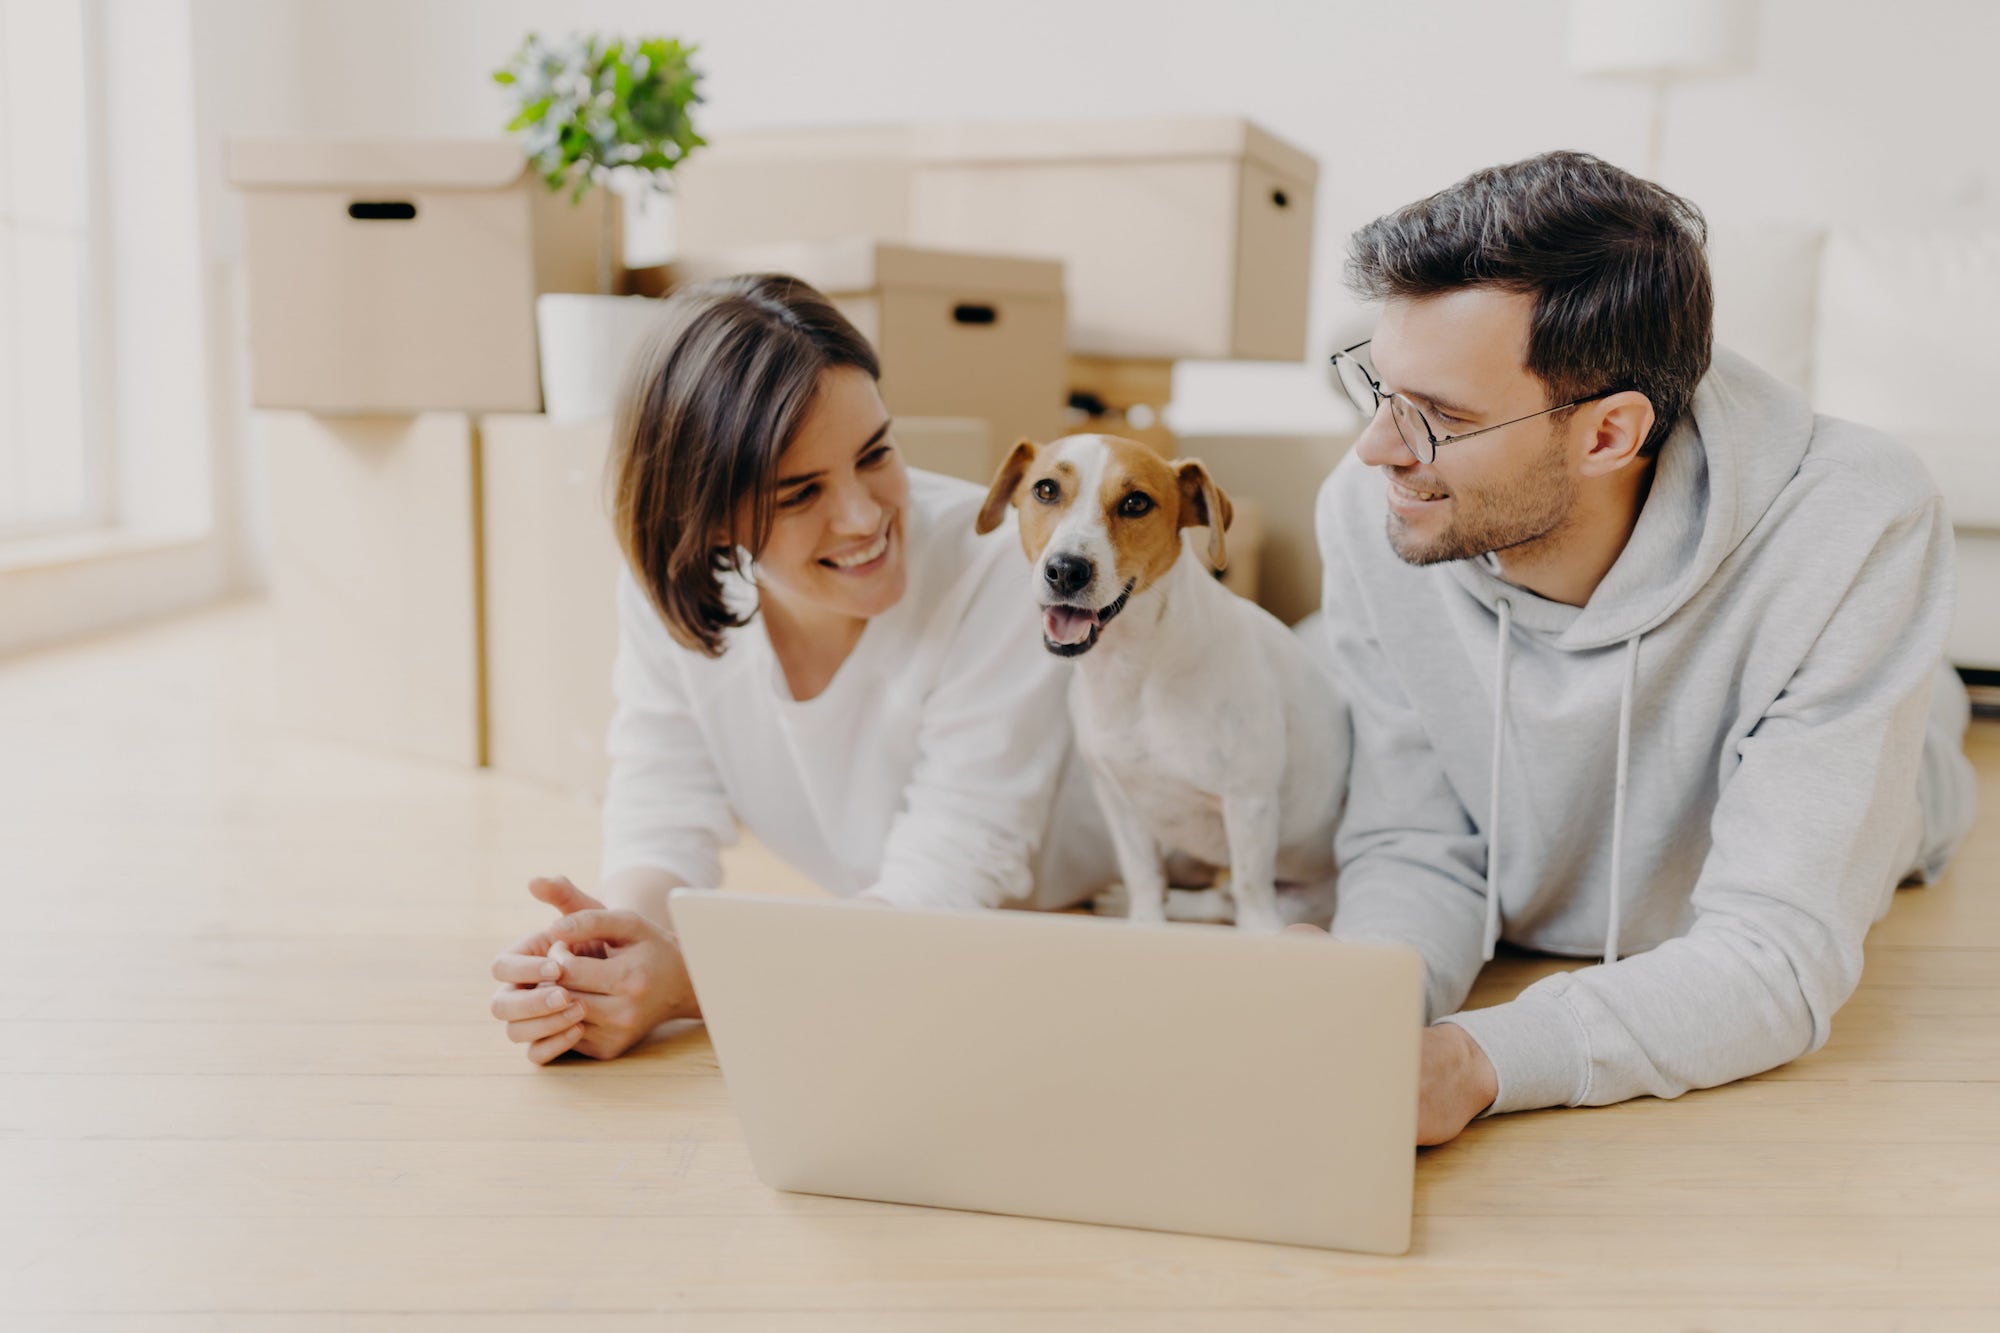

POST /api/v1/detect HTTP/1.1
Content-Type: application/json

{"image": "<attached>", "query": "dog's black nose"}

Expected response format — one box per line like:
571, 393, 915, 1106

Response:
1043, 553, 1093, 598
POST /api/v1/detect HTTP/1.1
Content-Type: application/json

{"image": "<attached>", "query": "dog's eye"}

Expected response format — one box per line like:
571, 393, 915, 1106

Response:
1033, 479, 1060, 504
1119, 492, 1155, 518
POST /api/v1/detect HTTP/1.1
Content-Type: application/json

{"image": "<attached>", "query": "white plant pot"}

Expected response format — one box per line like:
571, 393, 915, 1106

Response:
535, 293, 667, 423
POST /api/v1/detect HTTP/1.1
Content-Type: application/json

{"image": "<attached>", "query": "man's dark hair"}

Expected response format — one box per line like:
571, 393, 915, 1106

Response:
1346, 150, 1712, 458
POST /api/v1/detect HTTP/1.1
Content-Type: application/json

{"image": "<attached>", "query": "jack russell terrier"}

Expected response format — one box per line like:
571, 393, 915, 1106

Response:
977, 433, 1348, 932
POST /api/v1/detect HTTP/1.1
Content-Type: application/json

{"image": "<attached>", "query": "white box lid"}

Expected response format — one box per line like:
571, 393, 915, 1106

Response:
686, 124, 914, 161
228, 138, 528, 191
912, 115, 1317, 185
675, 238, 1063, 299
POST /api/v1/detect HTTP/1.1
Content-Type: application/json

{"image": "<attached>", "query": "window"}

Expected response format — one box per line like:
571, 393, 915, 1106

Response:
0, 1, 102, 539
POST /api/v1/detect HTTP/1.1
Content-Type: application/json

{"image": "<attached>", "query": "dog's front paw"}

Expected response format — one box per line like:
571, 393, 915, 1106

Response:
1231, 888, 1284, 934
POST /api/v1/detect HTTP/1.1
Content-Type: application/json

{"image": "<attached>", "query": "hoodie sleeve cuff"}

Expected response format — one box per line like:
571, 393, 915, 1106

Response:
1439, 991, 1592, 1115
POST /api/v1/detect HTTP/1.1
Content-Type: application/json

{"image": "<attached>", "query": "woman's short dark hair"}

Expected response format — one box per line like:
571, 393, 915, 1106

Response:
1345, 150, 1711, 457
609, 273, 880, 657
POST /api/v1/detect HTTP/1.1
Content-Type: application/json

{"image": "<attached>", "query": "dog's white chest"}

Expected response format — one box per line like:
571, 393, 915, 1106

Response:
1075, 682, 1236, 865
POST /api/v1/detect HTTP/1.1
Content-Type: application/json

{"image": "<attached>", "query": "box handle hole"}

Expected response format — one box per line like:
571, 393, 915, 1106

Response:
1271, 189, 1290, 209
348, 201, 418, 221
952, 303, 998, 326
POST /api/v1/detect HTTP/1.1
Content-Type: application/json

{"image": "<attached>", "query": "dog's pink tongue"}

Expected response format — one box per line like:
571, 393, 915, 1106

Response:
1044, 606, 1097, 646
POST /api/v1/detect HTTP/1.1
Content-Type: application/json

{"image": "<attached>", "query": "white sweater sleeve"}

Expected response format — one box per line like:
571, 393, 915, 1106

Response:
597, 570, 738, 888
860, 546, 1077, 912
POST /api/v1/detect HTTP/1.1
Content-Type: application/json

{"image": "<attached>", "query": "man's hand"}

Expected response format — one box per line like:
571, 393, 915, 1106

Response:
1418, 1020, 1497, 1144
1286, 923, 1498, 1145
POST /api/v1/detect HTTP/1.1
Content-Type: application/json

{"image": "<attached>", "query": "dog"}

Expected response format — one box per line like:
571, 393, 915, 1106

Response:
977, 434, 1348, 932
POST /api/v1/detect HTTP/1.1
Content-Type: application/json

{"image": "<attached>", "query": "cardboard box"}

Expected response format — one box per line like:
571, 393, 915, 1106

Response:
676, 240, 1067, 447
1067, 356, 1176, 414
912, 118, 1317, 361
894, 417, 998, 486
1063, 355, 1179, 453
480, 415, 625, 796
1178, 432, 1358, 625
229, 139, 613, 414
263, 411, 484, 766
671, 125, 916, 255
667, 117, 1315, 362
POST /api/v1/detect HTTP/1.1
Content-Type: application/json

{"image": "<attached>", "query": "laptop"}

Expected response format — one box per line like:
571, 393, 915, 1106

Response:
670, 889, 1426, 1255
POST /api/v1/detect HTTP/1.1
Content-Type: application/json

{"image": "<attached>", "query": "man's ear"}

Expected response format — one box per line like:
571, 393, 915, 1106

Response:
977, 439, 1039, 534
1175, 458, 1233, 572
1578, 390, 1656, 477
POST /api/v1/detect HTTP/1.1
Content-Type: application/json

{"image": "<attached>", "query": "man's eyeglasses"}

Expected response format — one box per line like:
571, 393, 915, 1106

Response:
1330, 340, 1617, 465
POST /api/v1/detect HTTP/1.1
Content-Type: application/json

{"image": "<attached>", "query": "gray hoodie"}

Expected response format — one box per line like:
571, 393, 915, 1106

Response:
1314, 347, 1979, 1114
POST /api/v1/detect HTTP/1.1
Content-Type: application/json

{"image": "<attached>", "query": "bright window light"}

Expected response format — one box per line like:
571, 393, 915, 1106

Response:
0, 0, 100, 539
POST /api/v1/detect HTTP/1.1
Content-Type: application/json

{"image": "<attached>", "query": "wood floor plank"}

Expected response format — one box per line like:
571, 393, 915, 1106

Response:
5, 1212, 2000, 1314
9, 1068, 2000, 1143
17, 1316, 2000, 1333
10, 1134, 2000, 1222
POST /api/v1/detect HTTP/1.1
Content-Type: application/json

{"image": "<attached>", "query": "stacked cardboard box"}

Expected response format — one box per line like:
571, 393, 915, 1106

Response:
231, 140, 617, 766
675, 116, 1317, 362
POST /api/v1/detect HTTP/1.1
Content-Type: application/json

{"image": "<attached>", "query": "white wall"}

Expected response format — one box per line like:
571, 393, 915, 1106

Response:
192, 0, 2000, 578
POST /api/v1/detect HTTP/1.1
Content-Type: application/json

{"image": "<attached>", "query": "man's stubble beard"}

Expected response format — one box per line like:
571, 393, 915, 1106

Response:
1386, 422, 1578, 567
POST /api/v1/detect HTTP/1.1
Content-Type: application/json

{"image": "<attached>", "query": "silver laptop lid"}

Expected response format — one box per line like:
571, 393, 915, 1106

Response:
672, 890, 1425, 1254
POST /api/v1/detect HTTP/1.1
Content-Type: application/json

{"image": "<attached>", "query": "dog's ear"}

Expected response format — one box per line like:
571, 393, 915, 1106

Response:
1176, 458, 1233, 572
976, 439, 1039, 534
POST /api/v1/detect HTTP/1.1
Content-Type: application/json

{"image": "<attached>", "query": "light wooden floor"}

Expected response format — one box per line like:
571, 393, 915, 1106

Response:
4, 599, 1998, 1330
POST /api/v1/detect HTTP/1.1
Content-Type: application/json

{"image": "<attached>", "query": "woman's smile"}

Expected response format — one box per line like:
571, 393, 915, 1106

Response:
820, 521, 895, 573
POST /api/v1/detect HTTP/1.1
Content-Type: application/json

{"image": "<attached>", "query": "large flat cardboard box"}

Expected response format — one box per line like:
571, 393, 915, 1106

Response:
480, 415, 625, 796
671, 125, 916, 255
912, 118, 1317, 361
229, 139, 613, 414
676, 240, 1067, 447
264, 411, 484, 766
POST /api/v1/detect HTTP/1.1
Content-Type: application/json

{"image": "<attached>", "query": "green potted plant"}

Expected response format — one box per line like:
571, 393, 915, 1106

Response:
495, 33, 705, 419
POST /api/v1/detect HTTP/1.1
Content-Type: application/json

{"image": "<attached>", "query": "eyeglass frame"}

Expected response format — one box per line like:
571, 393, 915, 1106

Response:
1330, 339, 1620, 464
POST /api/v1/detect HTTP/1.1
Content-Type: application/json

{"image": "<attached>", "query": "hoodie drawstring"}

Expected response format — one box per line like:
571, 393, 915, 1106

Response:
1483, 601, 1643, 968
1605, 633, 1642, 966
1483, 599, 1513, 961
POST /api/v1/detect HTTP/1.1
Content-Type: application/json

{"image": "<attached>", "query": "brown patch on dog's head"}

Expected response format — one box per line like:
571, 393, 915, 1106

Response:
1092, 438, 1193, 596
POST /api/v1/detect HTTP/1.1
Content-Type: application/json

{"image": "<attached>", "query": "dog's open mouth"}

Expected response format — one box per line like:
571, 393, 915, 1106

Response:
1042, 581, 1134, 656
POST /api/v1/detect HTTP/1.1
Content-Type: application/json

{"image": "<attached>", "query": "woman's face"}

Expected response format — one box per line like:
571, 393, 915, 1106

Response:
742, 366, 911, 625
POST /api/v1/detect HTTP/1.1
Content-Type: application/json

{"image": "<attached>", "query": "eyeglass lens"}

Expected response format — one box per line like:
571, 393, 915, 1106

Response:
1337, 353, 1436, 463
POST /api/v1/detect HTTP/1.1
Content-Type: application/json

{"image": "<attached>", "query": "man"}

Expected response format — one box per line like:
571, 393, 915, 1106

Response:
1305, 151, 1978, 1145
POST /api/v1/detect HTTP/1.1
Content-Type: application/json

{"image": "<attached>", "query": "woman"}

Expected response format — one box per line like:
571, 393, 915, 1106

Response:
486, 274, 1112, 1064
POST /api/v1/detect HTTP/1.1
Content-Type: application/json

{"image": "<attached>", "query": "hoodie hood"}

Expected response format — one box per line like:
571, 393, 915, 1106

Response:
1446, 346, 1818, 651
